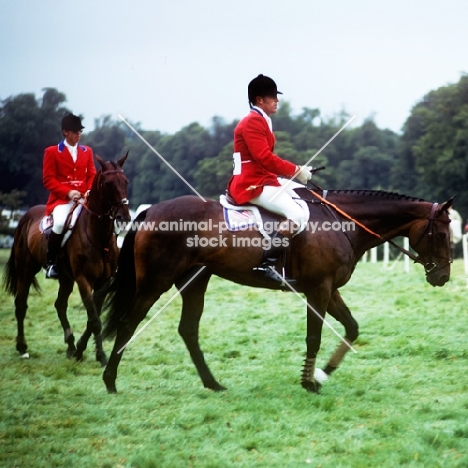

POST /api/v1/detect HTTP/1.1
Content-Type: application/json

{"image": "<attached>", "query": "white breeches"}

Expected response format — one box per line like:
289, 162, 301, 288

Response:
249, 179, 308, 233
51, 201, 75, 234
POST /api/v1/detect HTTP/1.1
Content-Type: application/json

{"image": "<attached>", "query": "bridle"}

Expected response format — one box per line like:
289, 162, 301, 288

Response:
308, 190, 452, 278
80, 169, 129, 220
410, 202, 452, 276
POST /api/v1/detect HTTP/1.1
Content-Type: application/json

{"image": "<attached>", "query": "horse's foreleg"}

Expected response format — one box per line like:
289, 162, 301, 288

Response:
56, 277, 76, 358
320, 290, 359, 379
177, 269, 225, 391
301, 288, 330, 393
74, 282, 107, 366
92, 288, 108, 366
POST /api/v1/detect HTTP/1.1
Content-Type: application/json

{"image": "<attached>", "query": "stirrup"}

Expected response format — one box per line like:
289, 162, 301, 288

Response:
45, 263, 59, 279
253, 263, 297, 288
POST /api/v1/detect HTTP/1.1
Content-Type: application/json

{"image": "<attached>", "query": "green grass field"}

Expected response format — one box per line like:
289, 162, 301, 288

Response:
0, 248, 467, 468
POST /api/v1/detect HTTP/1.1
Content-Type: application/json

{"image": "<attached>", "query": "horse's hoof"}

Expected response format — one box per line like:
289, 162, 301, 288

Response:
16, 342, 28, 355
96, 351, 108, 367
104, 378, 117, 394
205, 382, 227, 392
301, 380, 321, 394
20, 352, 30, 359
98, 358, 108, 368
73, 351, 84, 361
66, 342, 77, 359
213, 385, 227, 392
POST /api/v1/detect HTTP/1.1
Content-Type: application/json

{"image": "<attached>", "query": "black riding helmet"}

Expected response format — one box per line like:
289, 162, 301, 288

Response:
61, 113, 85, 132
248, 74, 282, 106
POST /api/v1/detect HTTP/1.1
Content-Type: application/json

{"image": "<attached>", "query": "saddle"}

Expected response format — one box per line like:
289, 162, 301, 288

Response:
220, 190, 309, 239
39, 204, 83, 247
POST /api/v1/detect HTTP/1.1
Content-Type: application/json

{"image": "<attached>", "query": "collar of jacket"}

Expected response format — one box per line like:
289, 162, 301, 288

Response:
58, 140, 88, 153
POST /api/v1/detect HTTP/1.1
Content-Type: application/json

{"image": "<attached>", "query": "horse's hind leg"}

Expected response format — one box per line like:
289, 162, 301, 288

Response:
176, 268, 226, 391
13, 260, 41, 358
14, 280, 33, 358
318, 290, 359, 382
55, 277, 76, 358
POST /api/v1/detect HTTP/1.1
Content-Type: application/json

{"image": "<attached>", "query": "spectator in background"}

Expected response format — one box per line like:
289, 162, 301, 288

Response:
448, 207, 462, 258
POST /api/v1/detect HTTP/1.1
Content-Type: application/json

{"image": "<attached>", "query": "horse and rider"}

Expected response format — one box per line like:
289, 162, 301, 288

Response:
100, 75, 453, 394
2, 80, 454, 394
3, 113, 130, 363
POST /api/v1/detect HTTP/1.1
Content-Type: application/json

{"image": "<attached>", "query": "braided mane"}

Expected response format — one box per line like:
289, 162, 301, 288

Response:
327, 189, 426, 202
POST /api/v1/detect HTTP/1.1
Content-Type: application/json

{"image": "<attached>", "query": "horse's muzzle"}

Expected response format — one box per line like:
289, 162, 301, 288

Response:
116, 212, 132, 223
427, 272, 450, 287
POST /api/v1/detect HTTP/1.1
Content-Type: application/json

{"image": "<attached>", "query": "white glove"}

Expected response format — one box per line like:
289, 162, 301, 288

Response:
296, 165, 312, 184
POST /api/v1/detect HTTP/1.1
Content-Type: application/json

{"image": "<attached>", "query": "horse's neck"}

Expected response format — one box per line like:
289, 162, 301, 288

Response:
328, 193, 429, 253
82, 193, 113, 240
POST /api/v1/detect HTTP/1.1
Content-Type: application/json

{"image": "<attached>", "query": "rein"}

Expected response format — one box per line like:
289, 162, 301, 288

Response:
79, 197, 129, 220
79, 168, 129, 220
307, 189, 442, 273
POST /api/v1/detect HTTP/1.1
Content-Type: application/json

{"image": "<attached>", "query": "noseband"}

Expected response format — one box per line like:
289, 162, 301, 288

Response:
412, 203, 452, 277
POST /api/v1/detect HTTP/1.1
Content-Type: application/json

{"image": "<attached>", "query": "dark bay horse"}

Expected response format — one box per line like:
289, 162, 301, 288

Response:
101, 189, 453, 393
3, 154, 131, 365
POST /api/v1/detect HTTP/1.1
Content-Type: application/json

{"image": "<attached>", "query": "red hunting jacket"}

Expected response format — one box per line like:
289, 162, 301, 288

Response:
43, 141, 96, 215
227, 109, 298, 204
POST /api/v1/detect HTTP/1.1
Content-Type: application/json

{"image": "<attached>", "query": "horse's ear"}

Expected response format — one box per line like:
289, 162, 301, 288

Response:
117, 151, 129, 168
95, 155, 105, 168
438, 196, 455, 215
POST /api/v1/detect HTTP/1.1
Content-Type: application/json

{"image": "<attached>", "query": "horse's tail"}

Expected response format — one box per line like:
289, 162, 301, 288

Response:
2, 218, 41, 296
2, 245, 19, 296
102, 210, 148, 340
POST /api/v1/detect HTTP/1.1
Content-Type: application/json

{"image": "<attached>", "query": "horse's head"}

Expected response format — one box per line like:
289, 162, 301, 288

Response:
409, 198, 454, 287
91, 152, 131, 223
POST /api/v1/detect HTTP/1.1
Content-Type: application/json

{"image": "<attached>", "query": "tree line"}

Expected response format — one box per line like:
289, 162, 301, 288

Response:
1, 76, 467, 225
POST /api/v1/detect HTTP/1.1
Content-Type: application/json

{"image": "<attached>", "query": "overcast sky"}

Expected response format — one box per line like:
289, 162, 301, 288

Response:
2, 0, 467, 135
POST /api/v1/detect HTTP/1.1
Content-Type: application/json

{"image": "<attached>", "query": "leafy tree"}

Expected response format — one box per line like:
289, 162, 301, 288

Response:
0, 88, 70, 207
335, 119, 399, 189
2, 80, 466, 223
194, 142, 234, 198
81, 115, 127, 161
337, 146, 393, 189
393, 74, 468, 218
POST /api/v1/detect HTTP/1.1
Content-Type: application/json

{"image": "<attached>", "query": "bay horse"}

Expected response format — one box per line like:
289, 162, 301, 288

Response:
101, 188, 453, 393
2, 153, 131, 365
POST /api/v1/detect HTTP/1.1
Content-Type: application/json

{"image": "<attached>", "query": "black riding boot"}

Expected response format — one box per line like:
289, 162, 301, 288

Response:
45, 231, 62, 279
254, 232, 297, 287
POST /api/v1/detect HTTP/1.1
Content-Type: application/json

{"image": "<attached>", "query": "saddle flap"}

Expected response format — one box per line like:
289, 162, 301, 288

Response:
220, 194, 286, 238
39, 215, 53, 234
39, 204, 83, 245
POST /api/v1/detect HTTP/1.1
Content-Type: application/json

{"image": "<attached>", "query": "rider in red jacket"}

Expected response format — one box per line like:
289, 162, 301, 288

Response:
43, 114, 96, 279
227, 75, 311, 285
